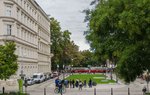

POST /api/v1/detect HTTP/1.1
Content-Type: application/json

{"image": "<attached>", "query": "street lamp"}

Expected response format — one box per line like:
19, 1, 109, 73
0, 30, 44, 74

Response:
71, 65, 73, 75
105, 64, 107, 79
20, 70, 25, 80
109, 64, 113, 80
24, 78, 28, 93
63, 64, 65, 79
115, 65, 118, 83
57, 64, 59, 72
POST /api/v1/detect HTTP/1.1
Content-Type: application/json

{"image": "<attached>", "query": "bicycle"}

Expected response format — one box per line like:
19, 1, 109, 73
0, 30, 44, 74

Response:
54, 86, 66, 94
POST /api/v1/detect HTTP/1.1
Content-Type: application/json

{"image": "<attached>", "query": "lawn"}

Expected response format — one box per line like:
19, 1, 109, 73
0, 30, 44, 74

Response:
65, 74, 116, 84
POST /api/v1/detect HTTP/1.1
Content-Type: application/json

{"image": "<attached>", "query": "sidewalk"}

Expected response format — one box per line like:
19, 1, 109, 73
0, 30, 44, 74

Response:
94, 83, 126, 89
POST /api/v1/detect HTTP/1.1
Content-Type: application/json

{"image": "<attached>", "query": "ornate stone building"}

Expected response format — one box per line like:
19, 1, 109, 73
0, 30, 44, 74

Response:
0, 0, 52, 78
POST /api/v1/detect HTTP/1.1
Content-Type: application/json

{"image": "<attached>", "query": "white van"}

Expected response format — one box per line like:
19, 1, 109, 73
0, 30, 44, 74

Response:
33, 73, 45, 83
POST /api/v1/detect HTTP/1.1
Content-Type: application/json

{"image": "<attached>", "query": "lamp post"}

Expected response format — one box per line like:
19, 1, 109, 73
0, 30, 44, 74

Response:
105, 64, 107, 79
57, 64, 59, 72
20, 70, 25, 80
110, 65, 113, 80
63, 65, 65, 79
115, 65, 118, 83
71, 65, 73, 75
24, 78, 28, 93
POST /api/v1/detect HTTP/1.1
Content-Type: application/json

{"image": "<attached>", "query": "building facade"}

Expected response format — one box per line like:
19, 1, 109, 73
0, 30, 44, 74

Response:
0, 0, 52, 78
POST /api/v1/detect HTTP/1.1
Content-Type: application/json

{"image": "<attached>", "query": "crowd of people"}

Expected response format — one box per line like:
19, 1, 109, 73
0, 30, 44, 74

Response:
55, 77, 93, 91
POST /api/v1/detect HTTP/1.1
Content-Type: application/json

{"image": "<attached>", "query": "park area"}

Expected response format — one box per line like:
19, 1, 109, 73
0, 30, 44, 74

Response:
66, 74, 116, 84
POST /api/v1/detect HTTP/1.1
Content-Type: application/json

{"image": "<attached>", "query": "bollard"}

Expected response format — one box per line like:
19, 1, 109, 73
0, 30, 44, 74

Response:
2, 87, 5, 94
111, 88, 113, 95
128, 88, 130, 95
44, 88, 46, 95
24, 78, 28, 93
94, 88, 96, 95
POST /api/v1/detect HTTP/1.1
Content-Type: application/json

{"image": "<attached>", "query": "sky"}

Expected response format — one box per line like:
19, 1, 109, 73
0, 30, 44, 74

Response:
35, 0, 93, 51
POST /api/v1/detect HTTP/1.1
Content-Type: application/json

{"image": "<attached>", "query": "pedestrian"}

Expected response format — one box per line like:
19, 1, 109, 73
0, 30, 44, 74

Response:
84, 80, 86, 88
66, 80, 69, 88
75, 79, 79, 88
88, 79, 92, 88
55, 77, 60, 87
58, 80, 63, 93
64, 79, 68, 88
79, 81, 83, 90
69, 79, 72, 88
142, 86, 147, 95
72, 79, 75, 88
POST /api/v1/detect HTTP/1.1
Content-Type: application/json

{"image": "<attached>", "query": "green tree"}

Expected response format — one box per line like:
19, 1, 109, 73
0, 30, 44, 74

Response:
50, 17, 81, 70
85, 0, 150, 82
0, 42, 18, 80
80, 50, 98, 67
68, 41, 83, 67
50, 17, 63, 70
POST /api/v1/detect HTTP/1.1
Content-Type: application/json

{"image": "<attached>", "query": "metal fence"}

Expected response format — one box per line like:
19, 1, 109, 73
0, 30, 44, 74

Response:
0, 86, 145, 95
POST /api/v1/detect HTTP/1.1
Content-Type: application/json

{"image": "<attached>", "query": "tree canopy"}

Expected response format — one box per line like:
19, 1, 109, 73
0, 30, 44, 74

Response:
0, 42, 18, 80
85, 0, 150, 82
79, 50, 99, 67
50, 17, 82, 70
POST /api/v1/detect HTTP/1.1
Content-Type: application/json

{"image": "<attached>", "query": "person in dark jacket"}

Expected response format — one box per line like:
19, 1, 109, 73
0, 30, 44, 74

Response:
75, 79, 79, 88
72, 79, 75, 88
69, 80, 72, 88
88, 79, 92, 88
55, 77, 60, 87
142, 86, 147, 95
84, 80, 87, 88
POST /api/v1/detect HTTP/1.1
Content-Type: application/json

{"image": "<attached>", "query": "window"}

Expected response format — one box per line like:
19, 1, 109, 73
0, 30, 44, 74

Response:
30, 7, 31, 14
21, 47, 23, 56
24, 31, 26, 40
21, 29, 24, 38
21, 12, 23, 22
5, 5, 12, 16
27, 4, 29, 12
17, 8, 20, 20
18, 46, 20, 56
17, 27, 20, 37
6, 24, 12, 35
24, 15, 26, 25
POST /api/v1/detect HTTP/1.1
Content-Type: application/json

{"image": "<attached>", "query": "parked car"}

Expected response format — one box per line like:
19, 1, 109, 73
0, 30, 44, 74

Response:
33, 73, 45, 83
26, 78, 34, 85
44, 72, 51, 81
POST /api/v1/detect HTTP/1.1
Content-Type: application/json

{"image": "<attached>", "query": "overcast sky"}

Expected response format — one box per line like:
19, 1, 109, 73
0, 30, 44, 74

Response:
35, 0, 93, 51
